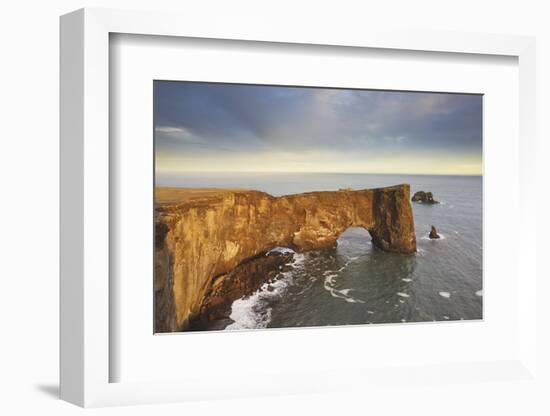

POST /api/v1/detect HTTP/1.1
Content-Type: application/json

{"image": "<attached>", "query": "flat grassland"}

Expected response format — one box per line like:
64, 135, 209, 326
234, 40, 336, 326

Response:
155, 187, 247, 205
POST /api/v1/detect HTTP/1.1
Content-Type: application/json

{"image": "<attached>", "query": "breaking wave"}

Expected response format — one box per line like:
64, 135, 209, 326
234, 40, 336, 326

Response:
226, 252, 304, 330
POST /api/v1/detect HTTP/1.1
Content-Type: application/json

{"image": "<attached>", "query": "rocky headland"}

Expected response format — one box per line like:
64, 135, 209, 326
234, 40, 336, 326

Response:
155, 185, 417, 332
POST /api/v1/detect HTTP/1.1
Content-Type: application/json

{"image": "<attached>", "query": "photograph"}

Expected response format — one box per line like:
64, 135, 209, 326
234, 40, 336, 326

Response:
153, 81, 483, 333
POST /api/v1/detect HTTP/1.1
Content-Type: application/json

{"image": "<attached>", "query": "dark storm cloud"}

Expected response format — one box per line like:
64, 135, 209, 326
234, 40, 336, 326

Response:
154, 81, 482, 158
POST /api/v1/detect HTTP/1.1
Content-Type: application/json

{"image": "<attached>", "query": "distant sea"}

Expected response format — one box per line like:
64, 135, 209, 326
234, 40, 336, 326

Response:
157, 172, 483, 329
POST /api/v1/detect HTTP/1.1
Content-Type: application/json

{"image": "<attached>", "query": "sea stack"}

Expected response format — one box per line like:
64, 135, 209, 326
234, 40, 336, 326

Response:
411, 191, 439, 204
429, 225, 440, 239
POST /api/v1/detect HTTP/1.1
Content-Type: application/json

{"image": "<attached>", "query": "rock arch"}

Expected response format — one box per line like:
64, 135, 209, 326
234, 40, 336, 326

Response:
155, 184, 416, 331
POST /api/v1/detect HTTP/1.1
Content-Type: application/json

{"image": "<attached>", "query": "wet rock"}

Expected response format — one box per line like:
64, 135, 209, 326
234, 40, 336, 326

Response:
429, 225, 441, 239
189, 252, 293, 329
412, 191, 439, 204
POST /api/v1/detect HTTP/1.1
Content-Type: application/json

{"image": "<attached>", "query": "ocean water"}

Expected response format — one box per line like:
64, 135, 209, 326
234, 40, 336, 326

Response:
158, 172, 483, 329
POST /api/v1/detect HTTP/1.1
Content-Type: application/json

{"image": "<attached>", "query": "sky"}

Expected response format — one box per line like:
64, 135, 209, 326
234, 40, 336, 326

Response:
154, 81, 482, 175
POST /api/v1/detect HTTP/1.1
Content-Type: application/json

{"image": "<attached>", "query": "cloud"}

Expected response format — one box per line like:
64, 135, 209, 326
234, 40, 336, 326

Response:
155, 126, 196, 140
155, 126, 189, 134
154, 81, 482, 174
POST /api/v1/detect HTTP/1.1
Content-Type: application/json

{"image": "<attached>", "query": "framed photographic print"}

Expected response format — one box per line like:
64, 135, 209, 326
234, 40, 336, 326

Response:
60, 8, 537, 407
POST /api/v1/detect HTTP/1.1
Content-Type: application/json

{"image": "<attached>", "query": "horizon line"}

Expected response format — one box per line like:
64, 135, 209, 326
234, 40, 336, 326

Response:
156, 171, 483, 177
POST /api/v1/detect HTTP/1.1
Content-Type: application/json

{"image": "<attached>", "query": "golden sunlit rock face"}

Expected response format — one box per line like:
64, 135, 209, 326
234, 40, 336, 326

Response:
155, 185, 416, 332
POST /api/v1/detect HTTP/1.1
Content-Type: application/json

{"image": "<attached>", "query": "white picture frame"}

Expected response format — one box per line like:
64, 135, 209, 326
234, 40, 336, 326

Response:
60, 7, 537, 407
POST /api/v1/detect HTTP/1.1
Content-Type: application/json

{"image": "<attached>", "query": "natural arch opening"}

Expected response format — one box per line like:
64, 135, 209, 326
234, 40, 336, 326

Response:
336, 227, 373, 255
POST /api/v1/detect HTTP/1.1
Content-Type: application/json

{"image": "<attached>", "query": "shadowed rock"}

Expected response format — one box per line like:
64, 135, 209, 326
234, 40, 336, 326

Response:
155, 185, 417, 332
429, 225, 441, 239
412, 191, 439, 204
189, 251, 294, 330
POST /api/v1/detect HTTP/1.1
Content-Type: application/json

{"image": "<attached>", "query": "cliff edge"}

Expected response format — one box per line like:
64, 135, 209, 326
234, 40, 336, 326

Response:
155, 184, 416, 331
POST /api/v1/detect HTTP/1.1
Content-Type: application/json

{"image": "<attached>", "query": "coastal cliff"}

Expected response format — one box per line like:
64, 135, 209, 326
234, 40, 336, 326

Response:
155, 185, 416, 332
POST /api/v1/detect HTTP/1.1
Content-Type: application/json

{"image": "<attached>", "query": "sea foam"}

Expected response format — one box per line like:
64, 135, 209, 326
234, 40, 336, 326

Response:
323, 272, 365, 304
421, 233, 446, 241
226, 271, 293, 330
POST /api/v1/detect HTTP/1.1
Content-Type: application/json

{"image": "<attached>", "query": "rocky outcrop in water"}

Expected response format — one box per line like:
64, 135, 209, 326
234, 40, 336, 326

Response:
429, 225, 440, 239
189, 250, 294, 330
155, 185, 416, 332
412, 191, 439, 204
